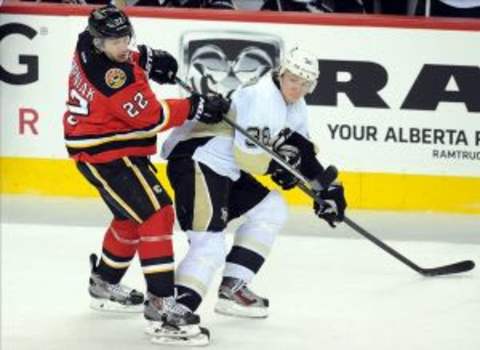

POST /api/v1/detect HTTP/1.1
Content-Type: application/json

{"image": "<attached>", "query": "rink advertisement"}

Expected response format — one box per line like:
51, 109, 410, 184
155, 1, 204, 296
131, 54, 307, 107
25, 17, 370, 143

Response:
1, 4, 479, 213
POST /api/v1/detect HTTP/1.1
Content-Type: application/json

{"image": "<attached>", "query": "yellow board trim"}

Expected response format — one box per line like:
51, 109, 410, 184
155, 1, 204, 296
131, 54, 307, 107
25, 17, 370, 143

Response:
1, 157, 479, 214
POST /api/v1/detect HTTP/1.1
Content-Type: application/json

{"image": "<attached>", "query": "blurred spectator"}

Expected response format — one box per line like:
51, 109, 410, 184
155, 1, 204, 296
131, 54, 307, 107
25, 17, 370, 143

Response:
19, 0, 235, 7
13, 0, 480, 18
115, 0, 235, 8
369, 0, 410, 15
17, 0, 108, 4
361, 0, 415, 15
261, 0, 365, 13
350, 0, 480, 17
427, 0, 480, 18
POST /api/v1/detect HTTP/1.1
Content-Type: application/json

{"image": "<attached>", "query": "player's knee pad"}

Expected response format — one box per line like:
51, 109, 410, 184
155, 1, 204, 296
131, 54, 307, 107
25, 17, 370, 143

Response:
109, 219, 140, 241
185, 230, 227, 270
137, 205, 175, 238
136, 205, 175, 260
245, 190, 288, 230
235, 191, 288, 255
102, 219, 140, 259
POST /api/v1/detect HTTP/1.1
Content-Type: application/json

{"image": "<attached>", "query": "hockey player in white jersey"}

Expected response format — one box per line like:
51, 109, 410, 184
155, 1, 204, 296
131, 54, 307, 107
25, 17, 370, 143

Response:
162, 47, 347, 330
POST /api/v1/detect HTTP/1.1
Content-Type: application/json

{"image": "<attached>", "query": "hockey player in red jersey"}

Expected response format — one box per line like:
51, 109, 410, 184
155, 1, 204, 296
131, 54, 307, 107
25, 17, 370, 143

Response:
63, 5, 228, 346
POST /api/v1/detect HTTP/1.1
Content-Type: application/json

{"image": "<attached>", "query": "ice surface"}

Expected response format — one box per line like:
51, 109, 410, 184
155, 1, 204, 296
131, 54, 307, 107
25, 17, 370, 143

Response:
1, 196, 479, 350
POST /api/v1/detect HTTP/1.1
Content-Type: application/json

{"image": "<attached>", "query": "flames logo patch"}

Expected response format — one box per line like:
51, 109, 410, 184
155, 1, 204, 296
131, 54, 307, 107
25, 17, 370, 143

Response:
105, 68, 127, 89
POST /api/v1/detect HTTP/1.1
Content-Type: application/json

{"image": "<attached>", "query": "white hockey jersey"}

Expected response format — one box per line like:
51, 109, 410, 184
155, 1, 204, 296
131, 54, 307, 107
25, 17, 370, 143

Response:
161, 73, 310, 181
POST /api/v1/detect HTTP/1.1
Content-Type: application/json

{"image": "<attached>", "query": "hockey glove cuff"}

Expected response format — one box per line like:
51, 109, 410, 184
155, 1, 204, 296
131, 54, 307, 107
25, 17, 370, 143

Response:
309, 165, 338, 191
188, 93, 230, 124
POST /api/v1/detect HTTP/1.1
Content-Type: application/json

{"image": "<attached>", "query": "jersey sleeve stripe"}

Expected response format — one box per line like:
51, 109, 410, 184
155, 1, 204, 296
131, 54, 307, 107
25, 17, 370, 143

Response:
158, 99, 171, 130
65, 115, 165, 148
67, 137, 156, 157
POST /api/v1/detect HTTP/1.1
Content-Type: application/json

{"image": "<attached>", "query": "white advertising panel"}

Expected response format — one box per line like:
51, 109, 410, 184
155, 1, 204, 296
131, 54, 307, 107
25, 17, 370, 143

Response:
1, 13, 479, 177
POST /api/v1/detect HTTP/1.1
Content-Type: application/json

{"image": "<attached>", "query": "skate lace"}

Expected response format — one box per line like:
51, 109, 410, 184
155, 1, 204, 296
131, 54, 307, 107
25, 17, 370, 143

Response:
165, 297, 192, 316
108, 282, 132, 297
228, 278, 247, 294
239, 284, 262, 299
223, 279, 263, 301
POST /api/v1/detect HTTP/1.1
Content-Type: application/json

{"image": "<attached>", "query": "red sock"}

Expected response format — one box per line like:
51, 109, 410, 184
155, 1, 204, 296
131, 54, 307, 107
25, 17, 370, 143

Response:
137, 206, 175, 297
97, 219, 140, 284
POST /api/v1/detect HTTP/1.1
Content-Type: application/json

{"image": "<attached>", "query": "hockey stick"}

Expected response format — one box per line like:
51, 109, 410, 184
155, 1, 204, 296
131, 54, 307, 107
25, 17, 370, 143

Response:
175, 77, 475, 277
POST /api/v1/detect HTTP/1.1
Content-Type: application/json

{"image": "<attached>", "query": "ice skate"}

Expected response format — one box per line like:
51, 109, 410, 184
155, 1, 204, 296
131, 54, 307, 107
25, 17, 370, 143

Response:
144, 293, 210, 346
88, 254, 144, 313
214, 277, 269, 318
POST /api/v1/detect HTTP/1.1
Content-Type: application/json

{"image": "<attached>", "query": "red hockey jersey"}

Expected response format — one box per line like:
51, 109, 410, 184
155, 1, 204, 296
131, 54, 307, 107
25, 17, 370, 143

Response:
63, 31, 191, 163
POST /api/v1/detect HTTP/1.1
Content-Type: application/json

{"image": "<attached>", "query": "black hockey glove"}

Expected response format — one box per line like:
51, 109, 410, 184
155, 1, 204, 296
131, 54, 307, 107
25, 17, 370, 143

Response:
266, 128, 299, 190
188, 93, 230, 124
268, 128, 325, 182
310, 165, 338, 191
138, 45, 178, 84
267, 131, 301, 190
313, 184, 347, 228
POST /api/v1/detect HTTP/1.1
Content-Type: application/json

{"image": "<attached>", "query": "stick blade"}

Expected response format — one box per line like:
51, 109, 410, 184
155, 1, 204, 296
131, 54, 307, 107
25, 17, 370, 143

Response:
421, 260, 475, 277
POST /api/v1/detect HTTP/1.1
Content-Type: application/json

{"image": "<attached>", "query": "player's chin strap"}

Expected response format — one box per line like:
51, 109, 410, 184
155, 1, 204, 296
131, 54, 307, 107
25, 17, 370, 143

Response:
173, 76, 474, 277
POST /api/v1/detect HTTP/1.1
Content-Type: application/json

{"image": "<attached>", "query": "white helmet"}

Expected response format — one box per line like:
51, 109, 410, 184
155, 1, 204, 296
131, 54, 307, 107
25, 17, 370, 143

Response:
279, 47, 319, 93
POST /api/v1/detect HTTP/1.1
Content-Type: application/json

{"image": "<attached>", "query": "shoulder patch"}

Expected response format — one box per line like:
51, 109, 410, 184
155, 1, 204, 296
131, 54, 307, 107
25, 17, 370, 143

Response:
105, 68, 127, 89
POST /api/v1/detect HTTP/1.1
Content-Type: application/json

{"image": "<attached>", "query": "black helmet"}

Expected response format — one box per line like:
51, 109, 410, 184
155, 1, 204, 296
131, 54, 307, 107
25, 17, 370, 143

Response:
88, 5, 133, 39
